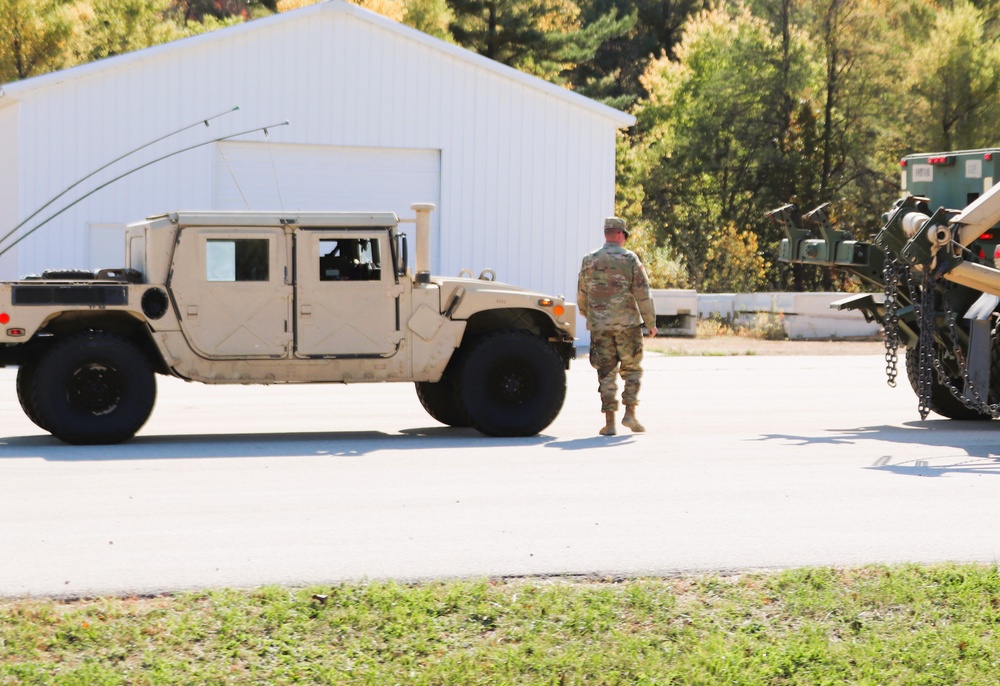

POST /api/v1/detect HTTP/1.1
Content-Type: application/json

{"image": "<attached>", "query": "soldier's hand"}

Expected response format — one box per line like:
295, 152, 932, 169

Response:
646, 326, 658, 338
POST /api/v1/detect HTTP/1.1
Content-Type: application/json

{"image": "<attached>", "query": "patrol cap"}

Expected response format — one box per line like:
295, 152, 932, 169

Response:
604, 217, 629, 238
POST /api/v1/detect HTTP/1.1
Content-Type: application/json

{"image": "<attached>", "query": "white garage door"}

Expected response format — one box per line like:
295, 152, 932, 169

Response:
213, 141, 441, 270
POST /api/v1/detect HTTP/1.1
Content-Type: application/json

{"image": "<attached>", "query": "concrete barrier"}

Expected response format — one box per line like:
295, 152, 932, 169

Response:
651, 290, 883, 339
650, 289, 698, 337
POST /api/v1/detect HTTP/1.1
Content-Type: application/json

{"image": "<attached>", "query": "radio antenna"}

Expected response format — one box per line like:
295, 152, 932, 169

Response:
0, 120, 290, 258
264, 125, 286, 214
0, 106, 240, 251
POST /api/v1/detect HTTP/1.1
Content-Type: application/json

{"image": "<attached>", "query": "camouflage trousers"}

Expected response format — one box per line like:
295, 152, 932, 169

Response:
589, 326, 644, 412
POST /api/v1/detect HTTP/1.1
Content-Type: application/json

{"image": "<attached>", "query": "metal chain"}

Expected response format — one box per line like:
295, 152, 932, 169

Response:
930, 316, 1000, 418
915, 267, 936, 420
881, 246, 1000, 420
882, 255, 900, 387
899, 257, 1000, 419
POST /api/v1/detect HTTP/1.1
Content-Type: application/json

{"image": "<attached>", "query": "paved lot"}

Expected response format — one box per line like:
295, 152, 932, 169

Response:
2, 351, 1000, 598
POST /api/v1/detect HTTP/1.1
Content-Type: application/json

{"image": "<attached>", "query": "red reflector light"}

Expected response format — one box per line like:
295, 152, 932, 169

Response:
995, 245, 1000, 261
927, 155, 955, 165
987, 153, 994, 161
6, 328, 25, 337
900, 159, 908, 167
981, 232, 995, 240
0, 313, 9, 325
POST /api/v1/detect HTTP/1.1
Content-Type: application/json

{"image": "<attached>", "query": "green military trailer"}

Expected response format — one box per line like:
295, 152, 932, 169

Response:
769, 148, 1000, 421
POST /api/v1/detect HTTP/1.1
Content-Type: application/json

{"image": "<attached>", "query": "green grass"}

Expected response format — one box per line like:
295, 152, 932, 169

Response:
3, 564, 1000, 684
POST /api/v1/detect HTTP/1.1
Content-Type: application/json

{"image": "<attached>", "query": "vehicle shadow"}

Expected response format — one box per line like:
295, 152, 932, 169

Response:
0, 427, 557, 461
756, 420, 1000, 476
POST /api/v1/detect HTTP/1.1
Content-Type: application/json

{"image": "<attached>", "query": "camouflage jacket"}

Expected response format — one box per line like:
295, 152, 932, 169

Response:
577, 242, 656, 331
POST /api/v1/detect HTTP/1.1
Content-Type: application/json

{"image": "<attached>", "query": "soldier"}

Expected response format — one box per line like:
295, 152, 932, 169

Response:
577, 217, 657, 436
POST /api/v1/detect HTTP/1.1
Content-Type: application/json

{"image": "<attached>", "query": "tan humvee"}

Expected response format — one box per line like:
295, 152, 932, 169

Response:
0, 204, 576, 444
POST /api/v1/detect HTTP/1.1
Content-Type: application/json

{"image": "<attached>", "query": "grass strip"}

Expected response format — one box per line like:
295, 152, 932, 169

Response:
3, 563, 1000, 684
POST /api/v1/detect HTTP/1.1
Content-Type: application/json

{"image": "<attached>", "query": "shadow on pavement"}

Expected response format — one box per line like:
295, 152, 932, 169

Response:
0, 427, 550, 461
757, 419, 1000, 476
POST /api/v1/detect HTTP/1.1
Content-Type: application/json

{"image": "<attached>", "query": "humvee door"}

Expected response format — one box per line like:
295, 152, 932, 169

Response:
294, 229, 400, 357
170, 227, 292, 358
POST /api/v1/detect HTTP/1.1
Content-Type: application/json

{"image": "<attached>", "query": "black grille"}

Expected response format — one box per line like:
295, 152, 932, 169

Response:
12, 285, 129, 306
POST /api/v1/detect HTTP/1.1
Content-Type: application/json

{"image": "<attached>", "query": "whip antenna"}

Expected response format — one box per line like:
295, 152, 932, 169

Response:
263, 126, 286, 214
0, 106, 239, 251
217, 143, 252, 210
0, 120, 290, 258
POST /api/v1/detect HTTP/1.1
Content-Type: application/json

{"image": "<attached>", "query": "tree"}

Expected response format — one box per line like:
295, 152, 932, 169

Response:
447, 0, 631, 84
0, 0, 73, 81
571, 0, 708, 105
404, 0, 454, 40
632, 4, 814, 290
78, 0, 186, 60
903, 0, 1000, 151
758, 0, 915, 289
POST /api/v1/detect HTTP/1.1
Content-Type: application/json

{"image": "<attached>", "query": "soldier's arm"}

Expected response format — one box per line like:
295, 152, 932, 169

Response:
631, 259, 656, 331
577, 263, 590, 319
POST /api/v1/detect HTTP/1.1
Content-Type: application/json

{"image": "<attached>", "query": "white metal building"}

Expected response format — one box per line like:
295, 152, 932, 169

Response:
0, 0, 634, 327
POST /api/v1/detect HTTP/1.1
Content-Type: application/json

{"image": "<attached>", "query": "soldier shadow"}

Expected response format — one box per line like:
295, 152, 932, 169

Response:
756, 420, 1000, 477
0, 427, 554, 461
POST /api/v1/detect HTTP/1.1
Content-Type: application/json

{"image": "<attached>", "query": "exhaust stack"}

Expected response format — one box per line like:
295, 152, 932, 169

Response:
411, 203, 435, 284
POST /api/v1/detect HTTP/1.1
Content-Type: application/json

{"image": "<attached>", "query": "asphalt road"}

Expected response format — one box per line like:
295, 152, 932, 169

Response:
2, 351, 1000, 598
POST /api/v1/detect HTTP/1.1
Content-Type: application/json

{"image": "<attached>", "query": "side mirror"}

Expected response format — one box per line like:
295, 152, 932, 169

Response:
396, 233, 408, 276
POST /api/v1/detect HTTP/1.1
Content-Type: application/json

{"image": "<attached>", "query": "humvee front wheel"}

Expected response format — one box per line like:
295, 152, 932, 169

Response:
415, 377, 469, 427
455, 330, 566, 437
31, 332, 156, 444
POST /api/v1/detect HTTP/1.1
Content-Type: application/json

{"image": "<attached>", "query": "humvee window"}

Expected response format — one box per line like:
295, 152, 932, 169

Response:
206, 239, 269, 282
319, 238, 381, 281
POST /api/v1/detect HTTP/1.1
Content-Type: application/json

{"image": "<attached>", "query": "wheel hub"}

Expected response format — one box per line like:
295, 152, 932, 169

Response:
67, 363, 122, 416
489, 361, 536, 408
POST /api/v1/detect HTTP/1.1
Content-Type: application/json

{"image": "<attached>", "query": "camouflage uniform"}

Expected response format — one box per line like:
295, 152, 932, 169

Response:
577, 236, 656, 413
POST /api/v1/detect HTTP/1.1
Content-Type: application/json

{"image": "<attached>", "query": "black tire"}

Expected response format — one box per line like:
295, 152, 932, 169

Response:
990, 331, 1000, 405
415, 377, 469, 427
16, 362, 47, 431
904, 346, 991, 420
454, 330, 566, 437
31, 332, 156, 444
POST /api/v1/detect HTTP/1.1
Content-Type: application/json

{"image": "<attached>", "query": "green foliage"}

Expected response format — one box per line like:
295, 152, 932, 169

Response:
903, 0, 1000, 150
0, 0, 73, 81
446, 0, 631, 83
5, 565, 1000, 683
571, 0, 709, 104
78, 0, 185, 61
404, 0, 455, 39
701, 222, 769, 293
632, 3, 813, 291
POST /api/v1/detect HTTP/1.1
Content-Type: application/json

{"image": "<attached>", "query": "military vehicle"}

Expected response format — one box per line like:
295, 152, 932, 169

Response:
768, 148, 1000, 420
0, 204, 576, 444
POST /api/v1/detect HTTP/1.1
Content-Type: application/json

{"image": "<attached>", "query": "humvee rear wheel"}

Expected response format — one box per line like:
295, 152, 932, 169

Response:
16, 361, 47, 431
32, 332, 156, 444
904, 346, 991, 420
415, 377, 469, 427
455, 330, 566, 437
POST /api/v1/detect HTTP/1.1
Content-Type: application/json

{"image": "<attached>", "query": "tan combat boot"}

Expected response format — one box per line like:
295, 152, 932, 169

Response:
622, 405, 645, 432
599, 411, 616, 436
